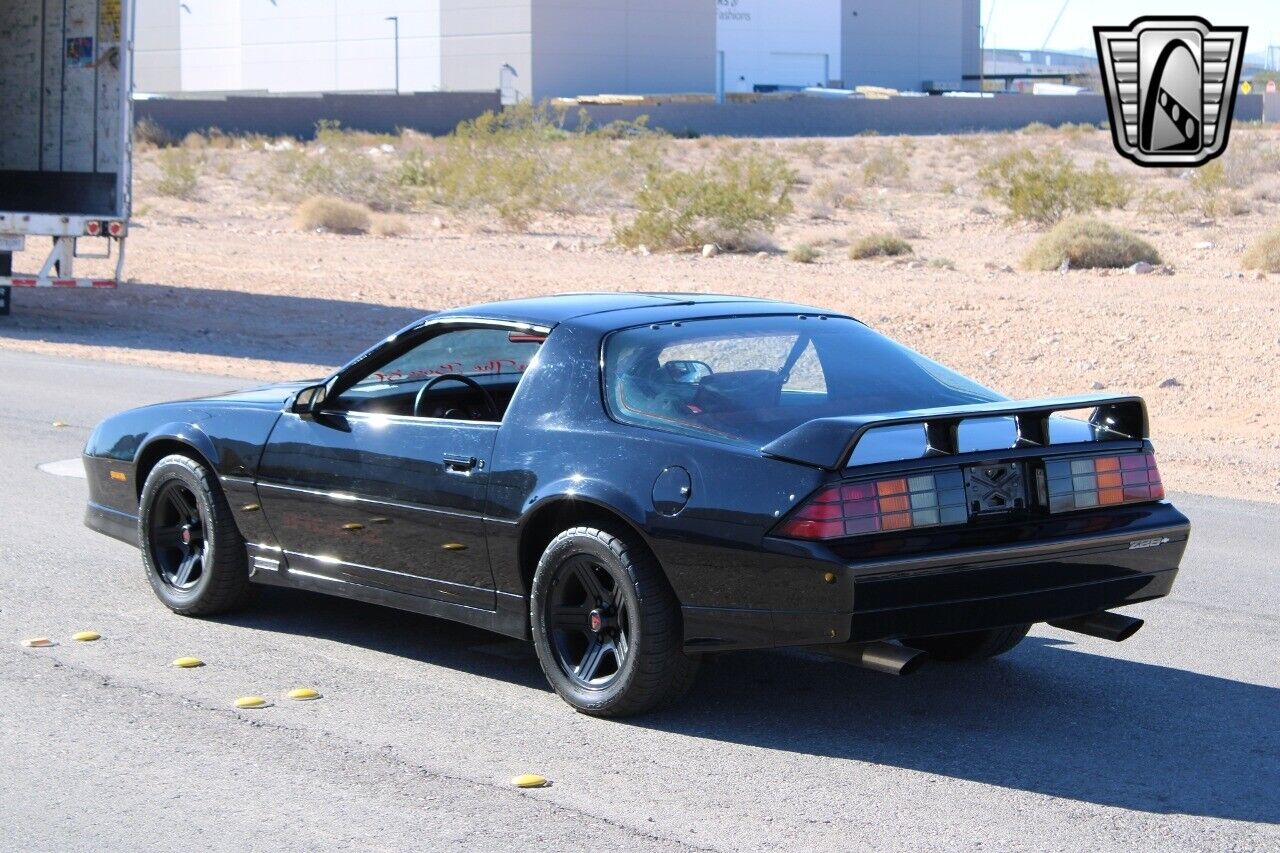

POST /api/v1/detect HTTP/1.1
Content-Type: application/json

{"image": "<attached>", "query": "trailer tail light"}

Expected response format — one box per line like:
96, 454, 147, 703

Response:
107, 221, 125, 237
776, 471, 969, 540
85, 221, 101, 235
1045, 453, 1163, 513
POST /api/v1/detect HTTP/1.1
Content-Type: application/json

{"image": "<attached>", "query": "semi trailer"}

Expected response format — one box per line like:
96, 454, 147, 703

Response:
0, 0, 133, 315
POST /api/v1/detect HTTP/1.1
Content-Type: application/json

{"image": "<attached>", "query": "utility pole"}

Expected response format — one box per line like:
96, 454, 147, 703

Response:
385, 16, 400, 94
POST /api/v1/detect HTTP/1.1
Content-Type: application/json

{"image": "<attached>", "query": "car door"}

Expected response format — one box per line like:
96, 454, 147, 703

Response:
254, 321, 544, 610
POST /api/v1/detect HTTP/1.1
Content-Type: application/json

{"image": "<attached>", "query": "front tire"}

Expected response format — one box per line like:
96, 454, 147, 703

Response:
530, 526, 698, 717
903, 623, 1032, 661
139, 454, 252, 616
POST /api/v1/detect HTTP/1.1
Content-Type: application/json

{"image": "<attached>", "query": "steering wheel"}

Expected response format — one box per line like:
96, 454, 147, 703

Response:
413, 373, 500, 421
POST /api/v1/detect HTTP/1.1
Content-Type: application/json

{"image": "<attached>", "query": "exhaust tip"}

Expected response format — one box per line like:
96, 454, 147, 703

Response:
1049, 611, 1144, 642
895, 647, 929, 676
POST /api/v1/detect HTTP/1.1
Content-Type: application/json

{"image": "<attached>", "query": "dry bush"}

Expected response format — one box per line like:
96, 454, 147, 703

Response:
1019, 122, 1054, 134
927, 257, 956, 270
791, 140, 828, 165
294, 196, 372, 234
862, 145, 910, 187
134, 117, 173, 149
809, 176, 855, 211
1188, 161, 1228, 217
1139, 186, 1193, 219
372, 214, 410, 237
787, 243, 820, 263
849, 232, 912, 259
613, 151, 796, 252
154, 148, 201, 199
978, 147, 1131, 225
1243, 227, 1280, 272
1022, 217, 1160, 270
400, 102, 664, 229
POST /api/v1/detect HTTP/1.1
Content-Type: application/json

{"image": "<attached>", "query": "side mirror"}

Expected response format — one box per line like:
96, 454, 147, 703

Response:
291, 384, 326, 415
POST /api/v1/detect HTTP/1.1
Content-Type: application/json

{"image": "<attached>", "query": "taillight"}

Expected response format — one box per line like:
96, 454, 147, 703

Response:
1045, 453, 1163, 513
107, 221, 124, 236
776, 471, 968, 540
85, 220, 101, 235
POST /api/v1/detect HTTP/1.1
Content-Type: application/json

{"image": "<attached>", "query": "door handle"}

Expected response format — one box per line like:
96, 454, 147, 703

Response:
443, 453, 478, 473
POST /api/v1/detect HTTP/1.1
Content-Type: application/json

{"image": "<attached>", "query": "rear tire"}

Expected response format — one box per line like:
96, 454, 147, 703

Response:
530, 526, 698, 717
903, 623, 1031, 661
139, 454, 252, 616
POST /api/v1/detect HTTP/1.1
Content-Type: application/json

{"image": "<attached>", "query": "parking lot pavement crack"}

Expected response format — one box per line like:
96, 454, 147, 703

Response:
16, 651, 724, 853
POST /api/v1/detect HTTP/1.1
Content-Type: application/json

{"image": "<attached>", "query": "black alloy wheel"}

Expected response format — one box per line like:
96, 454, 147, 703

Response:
530, 526, 699, 717
148, 480, 208, 591
545, 554, 632, 689
139, 454, 252, 616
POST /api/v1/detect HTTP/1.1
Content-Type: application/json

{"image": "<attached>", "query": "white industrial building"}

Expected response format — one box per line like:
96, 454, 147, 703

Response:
133, 0, 978, 99
716, 0, 981, 93
134, 0, 715, 100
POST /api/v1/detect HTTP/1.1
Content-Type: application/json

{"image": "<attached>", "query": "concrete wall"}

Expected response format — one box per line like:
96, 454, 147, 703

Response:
131, 92, 1268, 142
134, 91, 501, 140
565, 94, 1267, 138
530, 0, 714, 99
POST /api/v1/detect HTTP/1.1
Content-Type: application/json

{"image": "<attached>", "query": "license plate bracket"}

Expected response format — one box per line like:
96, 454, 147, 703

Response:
963, 462, 1027, 515
0, 234, 25, 253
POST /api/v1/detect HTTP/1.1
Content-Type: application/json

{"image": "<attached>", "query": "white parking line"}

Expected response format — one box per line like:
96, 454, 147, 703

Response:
38, 459, 86, 479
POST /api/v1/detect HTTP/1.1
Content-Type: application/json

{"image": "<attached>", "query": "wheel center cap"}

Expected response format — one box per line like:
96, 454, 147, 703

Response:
180, 526, 192, 545
589, 609, 604, 633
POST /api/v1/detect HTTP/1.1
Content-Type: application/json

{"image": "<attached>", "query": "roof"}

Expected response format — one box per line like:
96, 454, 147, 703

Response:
432, 292, 845, 329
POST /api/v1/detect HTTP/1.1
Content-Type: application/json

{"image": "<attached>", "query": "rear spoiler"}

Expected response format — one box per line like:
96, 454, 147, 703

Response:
760, 394, 1148, 470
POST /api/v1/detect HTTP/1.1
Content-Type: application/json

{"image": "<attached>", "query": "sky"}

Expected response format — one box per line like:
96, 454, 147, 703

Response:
983, 0, 1278, 55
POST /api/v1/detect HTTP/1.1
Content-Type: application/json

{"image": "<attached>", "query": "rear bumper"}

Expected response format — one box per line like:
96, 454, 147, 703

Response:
682, 514, 1189, 652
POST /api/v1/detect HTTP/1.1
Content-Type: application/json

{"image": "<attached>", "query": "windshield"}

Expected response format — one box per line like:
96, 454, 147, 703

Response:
603, 315, 1000, 446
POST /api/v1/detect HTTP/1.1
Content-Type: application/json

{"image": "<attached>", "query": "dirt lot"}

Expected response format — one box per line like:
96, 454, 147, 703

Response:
3, 126, 1277, 502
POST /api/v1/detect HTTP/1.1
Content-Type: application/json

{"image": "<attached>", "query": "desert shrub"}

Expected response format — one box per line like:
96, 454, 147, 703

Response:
401, 101, 663, 229
269, 144, 401, 211
1188, 160, 1228, 217
927, 256, 956, 270
1020, 122, 1053, 134
809, 176, 854, 210
1243, 227, 1280, 272
372, 214, 409, 237
792, 140, 827, 165
787, 243, 820, 263
134, 117, 173, 149
294, 196, 372, 234
154, 148, 201, 199
849, 232, 912, 259
978, 148, 1131, 224
862, 145, 909, 187
613, 151, 796, 251
1139, 186, 1193, 218
1022, 217, 1160, 270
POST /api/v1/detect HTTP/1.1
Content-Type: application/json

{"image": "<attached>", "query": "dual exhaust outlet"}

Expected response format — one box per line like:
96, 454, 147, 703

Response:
819, 610, 1144, 676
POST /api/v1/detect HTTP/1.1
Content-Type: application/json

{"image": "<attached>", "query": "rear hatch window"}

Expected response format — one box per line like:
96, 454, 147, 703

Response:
603, 315, 998, 447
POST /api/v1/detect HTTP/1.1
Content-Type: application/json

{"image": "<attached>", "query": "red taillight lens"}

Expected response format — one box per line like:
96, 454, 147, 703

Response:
85, 220, 101, 235
107, 221, 124, 236
1045, 453, 1163, 513
776, 471, 969, 540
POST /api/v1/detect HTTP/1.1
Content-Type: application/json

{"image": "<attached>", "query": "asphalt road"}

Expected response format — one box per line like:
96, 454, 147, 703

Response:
1, 349, 1277, 852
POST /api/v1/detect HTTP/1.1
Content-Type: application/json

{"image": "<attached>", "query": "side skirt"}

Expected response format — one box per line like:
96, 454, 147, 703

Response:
247, 545, 529, 640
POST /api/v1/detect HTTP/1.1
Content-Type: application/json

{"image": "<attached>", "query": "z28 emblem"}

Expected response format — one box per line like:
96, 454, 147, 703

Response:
1128, 537, 1171, 550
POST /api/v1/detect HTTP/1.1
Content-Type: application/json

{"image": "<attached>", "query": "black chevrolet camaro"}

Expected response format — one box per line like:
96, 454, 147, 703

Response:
83, 293, 1190, 716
